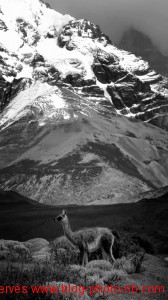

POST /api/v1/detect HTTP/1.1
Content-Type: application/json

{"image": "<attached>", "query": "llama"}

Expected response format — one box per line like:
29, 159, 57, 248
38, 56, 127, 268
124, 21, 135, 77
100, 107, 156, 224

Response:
54, 210, 115, 266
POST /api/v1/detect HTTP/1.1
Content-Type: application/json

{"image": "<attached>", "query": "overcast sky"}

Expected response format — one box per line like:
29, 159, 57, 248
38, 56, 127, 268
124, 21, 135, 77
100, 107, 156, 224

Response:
47, 0, 168, 55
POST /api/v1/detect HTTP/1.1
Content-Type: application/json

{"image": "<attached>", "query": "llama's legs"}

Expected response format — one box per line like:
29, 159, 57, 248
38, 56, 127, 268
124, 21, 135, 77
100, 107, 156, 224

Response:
79, 248, 88, 266
101, 246, 109, 261
82, 239, 88, 265
104, 247, 115, 264
83, 250, 88, 266
102, 238, 115, 264
79, 248, 84, 265
109, 243, 115, 263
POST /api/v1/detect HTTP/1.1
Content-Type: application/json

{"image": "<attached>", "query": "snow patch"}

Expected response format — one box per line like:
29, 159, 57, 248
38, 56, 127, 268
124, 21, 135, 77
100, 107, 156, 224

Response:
0, 82, 70, 130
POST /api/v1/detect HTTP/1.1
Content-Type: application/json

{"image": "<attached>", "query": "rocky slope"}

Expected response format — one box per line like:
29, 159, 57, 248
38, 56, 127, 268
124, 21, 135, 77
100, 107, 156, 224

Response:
0, 0, 168, 205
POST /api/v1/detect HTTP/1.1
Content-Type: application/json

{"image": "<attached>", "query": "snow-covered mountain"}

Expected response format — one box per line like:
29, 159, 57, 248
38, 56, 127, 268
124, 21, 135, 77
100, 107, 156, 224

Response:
0, 0, 168, 131
0, 0, 168, 205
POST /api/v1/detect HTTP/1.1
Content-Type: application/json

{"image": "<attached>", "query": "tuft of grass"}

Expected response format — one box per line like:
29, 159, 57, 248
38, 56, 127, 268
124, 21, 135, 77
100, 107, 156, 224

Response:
86, 260, 112, 271
113, 257, 135, 274
80, 266, 105, 279
102, 269, 126, 284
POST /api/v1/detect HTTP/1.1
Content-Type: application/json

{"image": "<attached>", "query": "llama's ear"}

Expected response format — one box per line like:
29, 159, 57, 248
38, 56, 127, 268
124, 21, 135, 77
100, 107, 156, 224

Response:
64, 210, 67, 215
62, 209, 67, 215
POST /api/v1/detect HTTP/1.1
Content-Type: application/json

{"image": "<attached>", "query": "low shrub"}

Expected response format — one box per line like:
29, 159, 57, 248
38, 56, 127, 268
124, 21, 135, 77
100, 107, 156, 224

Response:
113, 251, 145, 274
128, 251, 145, 273
112, 230, 155, 258
50, 237, 79, 266
131, 234, 155, 255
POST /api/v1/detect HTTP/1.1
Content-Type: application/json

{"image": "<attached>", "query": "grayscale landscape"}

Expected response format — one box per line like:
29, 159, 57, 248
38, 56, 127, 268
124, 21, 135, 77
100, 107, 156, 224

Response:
0, 0, 168, 299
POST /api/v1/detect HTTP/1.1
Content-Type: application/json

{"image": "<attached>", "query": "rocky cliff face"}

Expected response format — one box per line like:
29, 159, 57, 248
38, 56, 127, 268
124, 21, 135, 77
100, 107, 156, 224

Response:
0, 0, 168, 205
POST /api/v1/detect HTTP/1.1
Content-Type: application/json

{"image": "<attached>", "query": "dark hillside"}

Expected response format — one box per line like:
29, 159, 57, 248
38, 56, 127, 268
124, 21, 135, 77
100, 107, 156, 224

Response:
0, 190, 168, 256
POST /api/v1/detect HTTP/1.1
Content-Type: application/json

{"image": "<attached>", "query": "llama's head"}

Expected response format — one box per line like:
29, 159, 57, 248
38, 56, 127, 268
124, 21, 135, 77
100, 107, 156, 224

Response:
54, 210, 67, 222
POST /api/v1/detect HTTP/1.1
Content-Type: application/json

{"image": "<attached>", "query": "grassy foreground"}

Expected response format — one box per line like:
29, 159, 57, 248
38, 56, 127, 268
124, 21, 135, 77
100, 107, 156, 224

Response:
0, 234, 167, 300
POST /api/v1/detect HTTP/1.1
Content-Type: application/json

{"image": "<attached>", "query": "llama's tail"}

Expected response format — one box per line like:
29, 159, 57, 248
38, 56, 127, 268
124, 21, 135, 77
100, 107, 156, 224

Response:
111, 230, 120, 240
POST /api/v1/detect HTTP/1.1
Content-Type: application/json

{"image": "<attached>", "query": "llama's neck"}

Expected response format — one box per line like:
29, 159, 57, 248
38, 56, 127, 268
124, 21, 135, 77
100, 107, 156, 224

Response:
62, 218, 77, 246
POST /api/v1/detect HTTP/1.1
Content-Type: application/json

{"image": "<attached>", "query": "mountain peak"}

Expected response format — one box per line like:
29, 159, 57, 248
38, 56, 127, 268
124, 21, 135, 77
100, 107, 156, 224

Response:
0, 0, 73, 52
119, 27, 168, 77
57, 18, 112, 50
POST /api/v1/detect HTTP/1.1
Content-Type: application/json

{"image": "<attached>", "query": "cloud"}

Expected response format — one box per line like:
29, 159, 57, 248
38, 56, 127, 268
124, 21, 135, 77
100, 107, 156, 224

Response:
47, 0, 168, 54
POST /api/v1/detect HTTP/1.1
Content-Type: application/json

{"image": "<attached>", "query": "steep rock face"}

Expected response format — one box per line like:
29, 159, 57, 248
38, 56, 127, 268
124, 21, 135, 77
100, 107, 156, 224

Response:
118, 28, 168, 130
16, 18, 40, 46
0, 77, 32, 111
0, 4, 7, 31
0, 19, 7, 31
0, 0, 168, 204
56, 20, 168, 130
